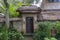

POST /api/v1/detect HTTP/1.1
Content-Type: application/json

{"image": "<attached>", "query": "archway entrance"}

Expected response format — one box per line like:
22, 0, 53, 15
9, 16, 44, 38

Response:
16, 5, 41, 34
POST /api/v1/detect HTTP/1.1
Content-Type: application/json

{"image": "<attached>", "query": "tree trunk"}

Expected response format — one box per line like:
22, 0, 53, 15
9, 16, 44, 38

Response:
4, 0, 9, 27
5, 8, 9, 28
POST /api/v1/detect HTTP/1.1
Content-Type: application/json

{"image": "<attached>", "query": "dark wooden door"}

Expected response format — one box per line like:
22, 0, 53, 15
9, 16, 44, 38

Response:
26, 17, 34, 33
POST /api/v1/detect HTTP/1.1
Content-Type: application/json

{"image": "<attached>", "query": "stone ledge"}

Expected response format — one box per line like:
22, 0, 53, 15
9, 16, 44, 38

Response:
0, 18, 21, 22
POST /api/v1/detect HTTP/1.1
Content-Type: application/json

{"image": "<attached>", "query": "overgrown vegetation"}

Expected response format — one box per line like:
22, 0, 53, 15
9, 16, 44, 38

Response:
0, 0, 31, 18
0, 22, 24, 40
34, 21, 60, 40
0, 0, 22, 17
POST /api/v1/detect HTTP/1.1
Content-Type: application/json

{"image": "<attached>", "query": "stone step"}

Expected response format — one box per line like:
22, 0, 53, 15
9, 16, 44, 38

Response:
24, 35, 33, 40
24, 36, 33, 40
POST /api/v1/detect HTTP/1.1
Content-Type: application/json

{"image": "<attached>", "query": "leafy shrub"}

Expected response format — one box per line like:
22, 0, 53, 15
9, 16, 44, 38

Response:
0, 22, 24, 40
50, 37, 57, 40
0, 22, 9, 40
34, 21, 60, 40
53, 21, 60, 39
44, 37, 57, 40
34, 22, 47, 40
8, 22, 24, 40
44, 37, 50, 40
8, 32, 24, 40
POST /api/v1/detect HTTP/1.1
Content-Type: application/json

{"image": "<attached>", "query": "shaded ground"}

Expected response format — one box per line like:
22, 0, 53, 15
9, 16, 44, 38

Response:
24, 35, 33, 40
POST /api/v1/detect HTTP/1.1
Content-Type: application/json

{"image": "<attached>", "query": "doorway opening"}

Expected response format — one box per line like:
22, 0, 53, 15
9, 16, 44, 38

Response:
26, 17, 34, 34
